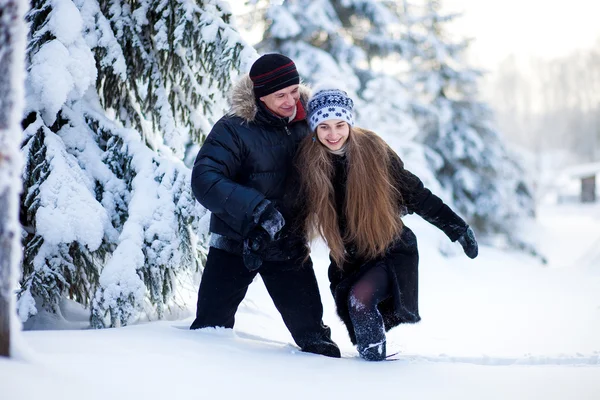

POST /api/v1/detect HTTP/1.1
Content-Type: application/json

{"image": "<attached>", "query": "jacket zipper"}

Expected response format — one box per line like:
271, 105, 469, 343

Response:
284, 126, 291, 135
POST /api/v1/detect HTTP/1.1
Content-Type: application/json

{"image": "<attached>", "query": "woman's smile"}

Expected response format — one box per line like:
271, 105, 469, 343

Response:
316, 119, 350, 150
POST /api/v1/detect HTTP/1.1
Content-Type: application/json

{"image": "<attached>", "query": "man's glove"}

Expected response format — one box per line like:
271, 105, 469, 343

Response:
457, 226, 478, 259
257, 203, 285, 241
242, 203, 285, 271
243, 232, 267, 271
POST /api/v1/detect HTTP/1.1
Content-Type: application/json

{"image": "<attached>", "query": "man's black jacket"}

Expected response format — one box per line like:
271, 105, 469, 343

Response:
191, 75, 310, 261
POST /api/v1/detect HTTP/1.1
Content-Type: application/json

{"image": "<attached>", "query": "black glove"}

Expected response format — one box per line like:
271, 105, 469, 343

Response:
257, 203, 285, 241
242, 203, 285, 271
243, 234, 266, 271
457, 226, 478, 259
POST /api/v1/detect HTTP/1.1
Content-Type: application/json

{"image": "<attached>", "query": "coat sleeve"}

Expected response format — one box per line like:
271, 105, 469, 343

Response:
191, 119, 265, 238
390, 151, 468, 242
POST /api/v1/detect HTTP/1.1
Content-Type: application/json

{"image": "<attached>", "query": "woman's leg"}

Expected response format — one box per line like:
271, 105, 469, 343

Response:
348, 262, 391, 361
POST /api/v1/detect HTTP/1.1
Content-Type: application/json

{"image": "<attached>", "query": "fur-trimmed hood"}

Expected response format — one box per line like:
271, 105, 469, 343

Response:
228, 74, 311, 123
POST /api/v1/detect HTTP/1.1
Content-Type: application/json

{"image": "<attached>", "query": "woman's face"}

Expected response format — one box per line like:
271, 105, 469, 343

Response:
316, 119, 350, 151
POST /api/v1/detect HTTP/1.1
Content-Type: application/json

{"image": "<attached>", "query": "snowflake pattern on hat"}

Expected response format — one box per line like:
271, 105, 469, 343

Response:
307, 88, 354, 131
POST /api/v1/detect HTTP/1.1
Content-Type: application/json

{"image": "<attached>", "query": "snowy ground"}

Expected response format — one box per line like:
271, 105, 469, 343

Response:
2, 202, 600, 400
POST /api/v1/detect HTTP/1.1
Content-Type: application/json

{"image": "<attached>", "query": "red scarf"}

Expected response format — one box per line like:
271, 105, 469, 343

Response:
291, 100, 307, 123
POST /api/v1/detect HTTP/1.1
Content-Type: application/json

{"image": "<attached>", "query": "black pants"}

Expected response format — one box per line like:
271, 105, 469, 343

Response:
348, 262, 391, 361
190, 247, 339, 357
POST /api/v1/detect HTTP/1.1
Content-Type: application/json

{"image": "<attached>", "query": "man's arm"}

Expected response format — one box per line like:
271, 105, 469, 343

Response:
191, 120, 265, 237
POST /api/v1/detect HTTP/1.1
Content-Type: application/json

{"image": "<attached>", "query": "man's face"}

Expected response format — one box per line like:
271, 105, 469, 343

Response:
259, 84, 300, 118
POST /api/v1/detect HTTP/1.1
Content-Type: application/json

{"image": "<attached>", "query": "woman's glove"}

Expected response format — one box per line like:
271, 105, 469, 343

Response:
457, 226, 478, 259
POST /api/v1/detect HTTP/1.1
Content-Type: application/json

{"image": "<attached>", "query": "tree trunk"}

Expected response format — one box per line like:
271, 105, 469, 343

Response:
0, 0, 27, 358
0, 242, 12, 356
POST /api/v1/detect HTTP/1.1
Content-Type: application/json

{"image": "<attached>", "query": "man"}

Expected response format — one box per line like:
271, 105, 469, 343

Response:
190, 53, 340, 358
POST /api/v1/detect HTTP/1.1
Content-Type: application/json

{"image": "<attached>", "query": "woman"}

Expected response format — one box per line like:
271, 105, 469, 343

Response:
296, 85, 479, 361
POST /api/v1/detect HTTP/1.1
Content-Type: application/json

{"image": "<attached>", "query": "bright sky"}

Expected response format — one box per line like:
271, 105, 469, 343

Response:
443, 0, 600, 70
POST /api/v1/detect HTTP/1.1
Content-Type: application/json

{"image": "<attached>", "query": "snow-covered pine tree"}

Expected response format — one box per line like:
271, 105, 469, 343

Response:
0, 0, 27, 357
408, 0, 536, 252
252, 0, 359, 93
254, 0, 418, 94
19, 0, 253, 328
90, 0, 255, 156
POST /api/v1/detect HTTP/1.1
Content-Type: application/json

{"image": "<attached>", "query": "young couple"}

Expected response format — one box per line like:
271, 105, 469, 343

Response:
190, 53, 478, 361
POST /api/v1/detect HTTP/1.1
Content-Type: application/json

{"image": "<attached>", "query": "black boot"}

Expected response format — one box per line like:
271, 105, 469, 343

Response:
347, 262, 390, 362
302, 339, 341, 358
358, 340, 386, 361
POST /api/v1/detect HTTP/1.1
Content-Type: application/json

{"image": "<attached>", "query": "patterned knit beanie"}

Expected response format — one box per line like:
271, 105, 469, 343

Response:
307, 84, 354, 131
249, 53, 300, 98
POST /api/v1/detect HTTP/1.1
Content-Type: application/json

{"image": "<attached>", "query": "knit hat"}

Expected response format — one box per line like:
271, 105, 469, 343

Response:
249, 53, 300, 98
307, 84, 354, 132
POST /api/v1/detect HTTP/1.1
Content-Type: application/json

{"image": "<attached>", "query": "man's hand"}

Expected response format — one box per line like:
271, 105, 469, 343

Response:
242, 202, 286, 271
457, 226, 478, 259
258, 203, 285, 240
242, 221, 276, 271
243, 235, 265, 271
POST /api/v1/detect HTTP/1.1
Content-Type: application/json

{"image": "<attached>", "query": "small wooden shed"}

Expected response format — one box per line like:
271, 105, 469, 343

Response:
563, 162, 600, 203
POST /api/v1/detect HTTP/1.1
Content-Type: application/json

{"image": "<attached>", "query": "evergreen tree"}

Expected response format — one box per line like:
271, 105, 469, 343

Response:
90, 0, 256, 156
0, 0, 28, 356
408, 0, 537, 253
19, 0, 252, 328
255, 0, 358, 91
251, 0, 427, 166
255, 0, 419, 90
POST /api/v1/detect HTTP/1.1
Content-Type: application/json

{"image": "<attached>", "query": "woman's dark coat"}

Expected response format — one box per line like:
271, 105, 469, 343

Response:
191, 76, 310, 261
328, 143, 469, 344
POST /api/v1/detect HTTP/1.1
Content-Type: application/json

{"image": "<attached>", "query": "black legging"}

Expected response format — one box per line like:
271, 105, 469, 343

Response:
348, 262, 391, 361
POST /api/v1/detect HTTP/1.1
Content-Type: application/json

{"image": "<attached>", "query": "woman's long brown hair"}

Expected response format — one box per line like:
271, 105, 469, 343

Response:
296, 126, 403, 266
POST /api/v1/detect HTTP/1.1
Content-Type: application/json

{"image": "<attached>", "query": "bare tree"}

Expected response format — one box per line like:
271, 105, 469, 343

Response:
0, 0, 27, 357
